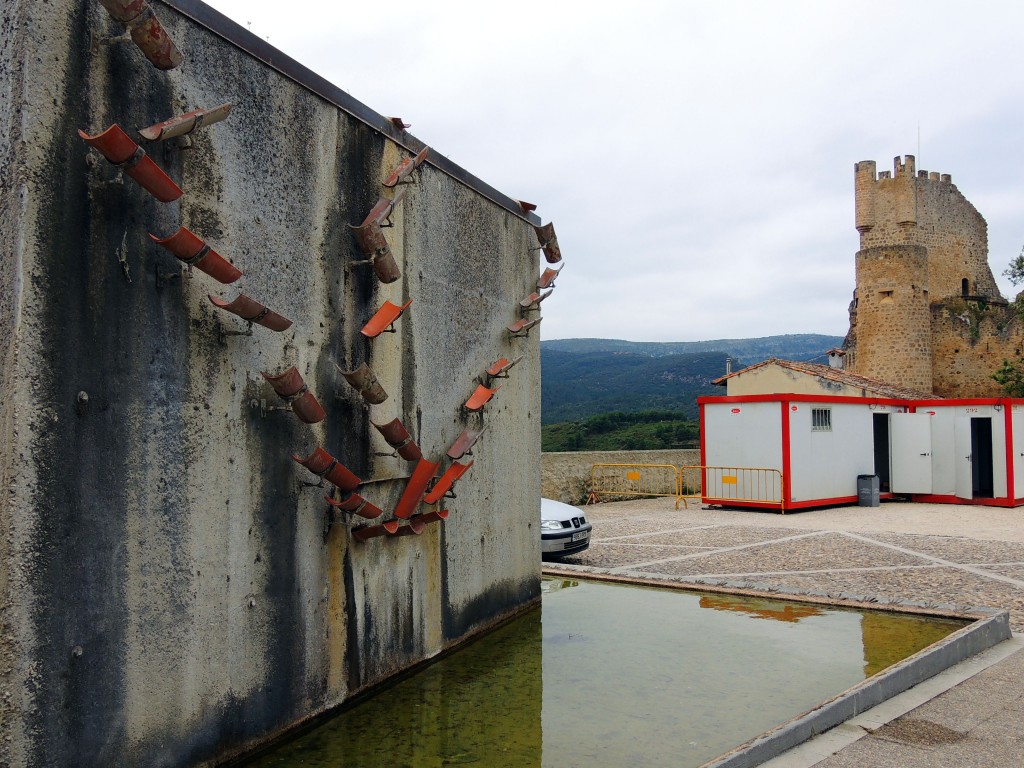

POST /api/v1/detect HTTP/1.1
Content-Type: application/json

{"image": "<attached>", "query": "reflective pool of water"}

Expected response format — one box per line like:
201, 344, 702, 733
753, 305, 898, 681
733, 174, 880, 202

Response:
243, 578, 966, 767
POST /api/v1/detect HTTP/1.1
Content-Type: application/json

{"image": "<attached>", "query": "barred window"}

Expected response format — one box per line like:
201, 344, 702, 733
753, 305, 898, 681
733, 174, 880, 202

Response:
811, 408, 832, 431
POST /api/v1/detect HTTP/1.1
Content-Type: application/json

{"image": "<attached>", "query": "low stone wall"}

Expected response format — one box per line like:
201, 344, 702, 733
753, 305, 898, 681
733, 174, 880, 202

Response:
542, 449, 702, 504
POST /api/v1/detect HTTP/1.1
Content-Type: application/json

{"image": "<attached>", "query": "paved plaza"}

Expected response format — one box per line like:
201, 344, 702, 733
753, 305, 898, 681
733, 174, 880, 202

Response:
544, 499, 1024, 767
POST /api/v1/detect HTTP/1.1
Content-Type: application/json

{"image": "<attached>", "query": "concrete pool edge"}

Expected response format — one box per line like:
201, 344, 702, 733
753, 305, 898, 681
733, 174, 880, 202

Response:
699, 610, 1011, 768
543, 566, 1013, 768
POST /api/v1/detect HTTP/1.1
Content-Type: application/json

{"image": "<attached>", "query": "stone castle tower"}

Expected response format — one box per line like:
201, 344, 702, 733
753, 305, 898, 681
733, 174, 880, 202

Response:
845, 155, 1019, 397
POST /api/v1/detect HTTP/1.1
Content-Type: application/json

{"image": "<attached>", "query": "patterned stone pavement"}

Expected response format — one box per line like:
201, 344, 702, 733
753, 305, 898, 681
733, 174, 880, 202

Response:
551, 499, 1024, 631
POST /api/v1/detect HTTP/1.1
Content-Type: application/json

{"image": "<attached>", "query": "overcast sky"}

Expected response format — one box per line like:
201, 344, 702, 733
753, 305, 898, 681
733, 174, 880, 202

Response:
202, 0, 1024, 343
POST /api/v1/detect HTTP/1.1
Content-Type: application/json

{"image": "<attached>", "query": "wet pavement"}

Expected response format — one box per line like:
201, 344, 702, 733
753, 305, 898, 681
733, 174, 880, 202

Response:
543, 499, 1024, 767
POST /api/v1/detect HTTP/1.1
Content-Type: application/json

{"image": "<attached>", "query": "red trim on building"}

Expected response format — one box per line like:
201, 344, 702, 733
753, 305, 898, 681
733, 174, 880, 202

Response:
1005, 404, 1015, 503
911, 494, 1016, 508
698, 394, 912, 407
780, 399, 792, 508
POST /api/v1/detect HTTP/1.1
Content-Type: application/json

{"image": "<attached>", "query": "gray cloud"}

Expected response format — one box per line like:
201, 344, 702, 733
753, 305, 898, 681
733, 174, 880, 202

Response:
205, 0, 1024, 341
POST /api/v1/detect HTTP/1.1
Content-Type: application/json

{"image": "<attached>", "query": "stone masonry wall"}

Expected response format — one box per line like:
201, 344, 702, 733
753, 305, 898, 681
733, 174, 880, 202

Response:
930, 300, 1024, 398
542, 450, 701, 504
0, 2, 545, 766
848, 155, 1013, 397
853, 245, 933, 392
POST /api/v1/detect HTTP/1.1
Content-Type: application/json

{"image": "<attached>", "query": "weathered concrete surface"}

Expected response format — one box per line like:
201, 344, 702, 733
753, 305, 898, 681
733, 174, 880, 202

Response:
541, 449, 700, 503
0, 2, 542, 766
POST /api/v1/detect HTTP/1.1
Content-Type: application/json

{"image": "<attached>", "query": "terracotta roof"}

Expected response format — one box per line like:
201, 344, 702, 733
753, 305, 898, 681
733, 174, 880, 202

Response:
712, 358, 939, 400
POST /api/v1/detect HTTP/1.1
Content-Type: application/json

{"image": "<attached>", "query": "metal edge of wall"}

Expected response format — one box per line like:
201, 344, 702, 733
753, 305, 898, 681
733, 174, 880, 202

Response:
156, 0, 542, 226
700, 610, 1012, 768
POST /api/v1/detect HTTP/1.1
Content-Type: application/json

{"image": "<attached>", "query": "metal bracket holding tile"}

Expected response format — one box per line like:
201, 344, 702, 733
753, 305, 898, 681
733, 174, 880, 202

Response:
507, 318, 541, 338
150, 227, 243, 284
530, 222, 562, 264
484, 355, 523, 383
383, 146, 429, 188
79, 124, 183, 202
537, 263, 563, 290
154, 263, 184, 289
519, 289, 553, 312
349, 190, 405, 284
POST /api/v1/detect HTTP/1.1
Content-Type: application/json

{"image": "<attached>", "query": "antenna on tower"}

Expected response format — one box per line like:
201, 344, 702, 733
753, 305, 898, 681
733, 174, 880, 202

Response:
917, 123, 921, 168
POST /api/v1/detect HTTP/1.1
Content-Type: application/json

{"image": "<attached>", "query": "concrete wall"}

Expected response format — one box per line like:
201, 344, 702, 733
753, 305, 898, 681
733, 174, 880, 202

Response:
542, 450, 701, 504
0, 2, 543, 766
724, 363, 866, 398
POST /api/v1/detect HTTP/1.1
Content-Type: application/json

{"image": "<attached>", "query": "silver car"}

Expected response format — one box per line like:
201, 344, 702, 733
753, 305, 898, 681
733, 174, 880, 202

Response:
540, 498, 592, 560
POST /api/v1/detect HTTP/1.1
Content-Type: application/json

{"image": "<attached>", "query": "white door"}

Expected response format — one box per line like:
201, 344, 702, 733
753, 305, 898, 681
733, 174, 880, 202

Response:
890, 413, 933, 493
954, 417, 973, 499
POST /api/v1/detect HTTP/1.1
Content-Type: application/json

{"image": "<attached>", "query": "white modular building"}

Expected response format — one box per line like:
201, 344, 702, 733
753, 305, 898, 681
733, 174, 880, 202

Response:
699, 394, 1024, 511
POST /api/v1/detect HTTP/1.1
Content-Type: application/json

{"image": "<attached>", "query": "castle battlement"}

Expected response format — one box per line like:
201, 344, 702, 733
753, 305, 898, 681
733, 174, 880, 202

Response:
855, 155, 952, 184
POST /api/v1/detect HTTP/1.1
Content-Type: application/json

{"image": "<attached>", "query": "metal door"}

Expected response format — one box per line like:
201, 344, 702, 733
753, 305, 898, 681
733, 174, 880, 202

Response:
890, 413, 933, 493
954, 417, 973, 499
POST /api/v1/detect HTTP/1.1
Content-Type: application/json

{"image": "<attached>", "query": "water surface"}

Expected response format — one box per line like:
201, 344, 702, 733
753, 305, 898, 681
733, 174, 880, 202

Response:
244, 578, 965, 767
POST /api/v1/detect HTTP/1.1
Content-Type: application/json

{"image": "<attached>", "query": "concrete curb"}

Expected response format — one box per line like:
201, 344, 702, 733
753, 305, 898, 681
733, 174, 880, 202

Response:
698, 610, 1012, 768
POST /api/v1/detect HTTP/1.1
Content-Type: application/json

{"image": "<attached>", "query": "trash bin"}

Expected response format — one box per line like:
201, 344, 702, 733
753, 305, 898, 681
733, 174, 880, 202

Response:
857, 474, 880, 507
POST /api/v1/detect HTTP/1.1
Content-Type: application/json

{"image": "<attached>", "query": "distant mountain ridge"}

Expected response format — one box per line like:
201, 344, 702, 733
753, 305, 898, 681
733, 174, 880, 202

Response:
542, 334, 845, 362
541, 334, 844, 424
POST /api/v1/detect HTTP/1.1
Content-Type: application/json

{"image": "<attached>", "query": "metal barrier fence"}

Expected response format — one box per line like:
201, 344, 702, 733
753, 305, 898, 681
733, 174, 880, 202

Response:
590, 464, 785, 513
589, 464, 683, 507
686, 466, 785, 513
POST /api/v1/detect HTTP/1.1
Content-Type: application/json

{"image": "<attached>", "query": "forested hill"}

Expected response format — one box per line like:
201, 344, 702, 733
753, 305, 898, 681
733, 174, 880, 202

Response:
540, 334, 844, 424
542, 334, 844, 361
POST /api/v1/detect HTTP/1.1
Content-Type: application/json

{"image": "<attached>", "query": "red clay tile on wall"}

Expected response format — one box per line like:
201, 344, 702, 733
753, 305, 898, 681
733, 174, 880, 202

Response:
371, 418, 422, 461
150, 227, 242, 284
394, 458, 440, 519
447, 426, 487, 460
350, 192, 404, 284
325, 492, 382, 520
261, 367, 326, 424
383, 146, 430, 188
139, 104, 233, 142
79, 124, 183, 202
209, 294, 292, 332
361, 299, 412, 338
338, 363, 388, 405
533, 222, 562, 264
291, 447, 360, 491
424, 460, 473, 505
464, 384, 500, 412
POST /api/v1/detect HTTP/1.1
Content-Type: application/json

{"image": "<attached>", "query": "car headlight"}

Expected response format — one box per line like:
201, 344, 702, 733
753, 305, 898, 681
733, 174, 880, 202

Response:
540, 519, 564, 530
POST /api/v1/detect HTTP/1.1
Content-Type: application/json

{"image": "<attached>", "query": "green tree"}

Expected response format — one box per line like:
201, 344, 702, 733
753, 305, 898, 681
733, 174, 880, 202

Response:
1004, 245, 1024, 286
992, 359, 1024, 397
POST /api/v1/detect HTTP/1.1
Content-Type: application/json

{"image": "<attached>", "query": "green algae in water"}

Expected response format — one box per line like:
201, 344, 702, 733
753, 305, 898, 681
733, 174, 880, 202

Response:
243, 578, 966, 768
